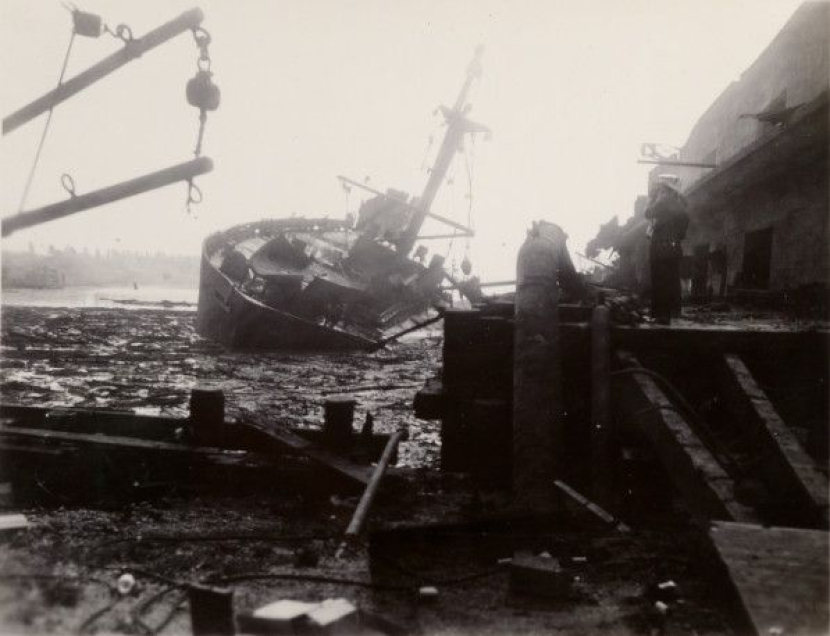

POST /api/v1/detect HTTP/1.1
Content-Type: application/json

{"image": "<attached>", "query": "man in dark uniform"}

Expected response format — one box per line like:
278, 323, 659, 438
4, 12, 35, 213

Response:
645, 176, 690, 324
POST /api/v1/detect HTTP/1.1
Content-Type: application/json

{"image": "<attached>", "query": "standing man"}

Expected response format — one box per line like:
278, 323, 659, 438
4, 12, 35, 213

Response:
645, 175, 689, 324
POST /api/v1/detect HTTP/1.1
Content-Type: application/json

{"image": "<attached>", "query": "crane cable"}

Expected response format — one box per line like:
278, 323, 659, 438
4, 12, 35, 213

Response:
17, 28, 77, 214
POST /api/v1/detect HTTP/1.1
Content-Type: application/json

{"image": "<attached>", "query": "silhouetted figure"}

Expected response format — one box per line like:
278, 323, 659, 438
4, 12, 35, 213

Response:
645, 177, 689, 324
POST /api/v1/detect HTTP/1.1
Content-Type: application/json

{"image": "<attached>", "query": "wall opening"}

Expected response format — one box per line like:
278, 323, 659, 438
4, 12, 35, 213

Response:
692, 244, 709, 297
740, 227, 774, 289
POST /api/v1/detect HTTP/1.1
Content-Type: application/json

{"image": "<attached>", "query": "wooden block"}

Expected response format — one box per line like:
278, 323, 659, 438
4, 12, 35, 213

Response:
710, 521, 829, 635
0, 513, 29, 532
509, 553, 570, 598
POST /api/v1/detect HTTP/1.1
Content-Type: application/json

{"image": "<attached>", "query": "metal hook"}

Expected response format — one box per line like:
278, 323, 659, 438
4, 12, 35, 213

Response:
192, 26, 212, 47
61, 173, 77, 197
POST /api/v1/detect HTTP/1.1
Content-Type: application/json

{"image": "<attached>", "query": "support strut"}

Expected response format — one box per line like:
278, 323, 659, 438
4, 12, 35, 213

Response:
3, 8, 204, 135
2, 156, 213, 237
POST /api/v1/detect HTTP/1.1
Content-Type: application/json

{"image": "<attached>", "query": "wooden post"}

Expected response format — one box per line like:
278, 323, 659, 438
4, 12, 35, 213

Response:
591, 304, 613, 504
189, 387, 225, 448
513, 222, 564, 512
2, 157, 213, 237
3, 8, 205, 135
336, 430, 403, 557
188, 584, 235, 636
323, 396, 356, 449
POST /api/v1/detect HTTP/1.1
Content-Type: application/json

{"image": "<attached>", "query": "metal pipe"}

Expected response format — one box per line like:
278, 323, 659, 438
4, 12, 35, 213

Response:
637, 159, 716, 168
3, 8, 204, 135
336, 430, 403, 557
2, 156, 213, 236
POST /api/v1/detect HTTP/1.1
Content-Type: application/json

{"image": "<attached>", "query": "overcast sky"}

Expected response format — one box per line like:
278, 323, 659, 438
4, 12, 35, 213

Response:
1, 0, 804, 282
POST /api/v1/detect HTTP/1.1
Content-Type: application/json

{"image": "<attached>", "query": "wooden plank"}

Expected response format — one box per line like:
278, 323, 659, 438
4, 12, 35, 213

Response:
719, 355, 828, 527
554, 480, 630, 532
0, 425, 237, 458
615, 352, 757, 523
239, 411, 370, 486
709, 521, 829, 635
0, 513, 29, 532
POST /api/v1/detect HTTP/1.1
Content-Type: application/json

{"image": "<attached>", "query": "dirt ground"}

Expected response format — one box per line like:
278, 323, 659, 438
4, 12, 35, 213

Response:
0, 306, 743, 635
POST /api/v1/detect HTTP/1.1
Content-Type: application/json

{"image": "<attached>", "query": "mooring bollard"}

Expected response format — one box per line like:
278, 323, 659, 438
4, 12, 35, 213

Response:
189, 386, 226, 447
513, 221, 565, 512
323, 396, 357, 449
188, 584, 235, 636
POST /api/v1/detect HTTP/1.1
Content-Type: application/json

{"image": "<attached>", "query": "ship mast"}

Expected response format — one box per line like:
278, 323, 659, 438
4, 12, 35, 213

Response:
397, 46, 489, 255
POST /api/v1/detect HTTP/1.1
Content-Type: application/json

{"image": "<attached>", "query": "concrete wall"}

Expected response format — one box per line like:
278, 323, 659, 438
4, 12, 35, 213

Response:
684, 157, 829, 291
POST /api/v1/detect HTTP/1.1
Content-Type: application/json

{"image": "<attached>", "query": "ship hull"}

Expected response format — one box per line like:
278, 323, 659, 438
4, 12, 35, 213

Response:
196, 250, 376, 351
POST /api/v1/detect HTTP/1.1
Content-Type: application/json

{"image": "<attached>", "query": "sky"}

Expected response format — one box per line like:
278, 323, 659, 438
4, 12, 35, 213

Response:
0, 0, 805, 282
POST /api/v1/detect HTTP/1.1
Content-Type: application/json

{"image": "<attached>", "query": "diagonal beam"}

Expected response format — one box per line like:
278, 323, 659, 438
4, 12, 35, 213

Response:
2, 156, 213, 237
718, 354, 828, 528
614, 351, 757, 523
3, 8, 204, 135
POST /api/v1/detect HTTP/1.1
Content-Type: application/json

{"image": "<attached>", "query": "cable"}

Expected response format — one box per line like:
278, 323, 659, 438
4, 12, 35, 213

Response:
79, 598, 122, 634
0, 573, 114, 591
611, 366, 741, 474
18, 29, 77, 213
204, 572, 409, 592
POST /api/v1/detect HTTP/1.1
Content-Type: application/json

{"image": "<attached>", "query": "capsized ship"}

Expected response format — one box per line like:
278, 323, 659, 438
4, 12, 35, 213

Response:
196, 49, 489, 350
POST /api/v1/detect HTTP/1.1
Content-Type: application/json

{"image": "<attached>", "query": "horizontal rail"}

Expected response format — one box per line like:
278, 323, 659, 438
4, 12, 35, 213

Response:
337, 175, 474, 236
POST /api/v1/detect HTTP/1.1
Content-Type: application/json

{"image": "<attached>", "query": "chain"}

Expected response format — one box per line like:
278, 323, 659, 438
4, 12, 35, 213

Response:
185, 27, 214, 217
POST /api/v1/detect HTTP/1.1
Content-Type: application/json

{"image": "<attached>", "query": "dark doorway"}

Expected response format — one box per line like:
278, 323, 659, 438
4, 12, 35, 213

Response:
692, 244, 709, 297
741, 227, 773, 289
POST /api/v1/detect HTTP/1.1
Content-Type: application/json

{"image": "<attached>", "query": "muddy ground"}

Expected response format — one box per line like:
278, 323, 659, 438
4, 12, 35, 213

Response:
0, 306, 744, 635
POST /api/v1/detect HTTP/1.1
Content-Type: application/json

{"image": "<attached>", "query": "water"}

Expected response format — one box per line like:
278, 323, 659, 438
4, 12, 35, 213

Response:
0, 285, 198, 310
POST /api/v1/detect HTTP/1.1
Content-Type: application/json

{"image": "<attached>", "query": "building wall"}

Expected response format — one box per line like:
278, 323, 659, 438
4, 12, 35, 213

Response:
680, 1, 829, 187
684, 157, 828, 291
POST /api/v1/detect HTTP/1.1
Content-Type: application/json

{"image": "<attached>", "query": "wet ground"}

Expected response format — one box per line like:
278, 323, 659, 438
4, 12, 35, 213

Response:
0, 305, 746, 634
0, 306, 442, 467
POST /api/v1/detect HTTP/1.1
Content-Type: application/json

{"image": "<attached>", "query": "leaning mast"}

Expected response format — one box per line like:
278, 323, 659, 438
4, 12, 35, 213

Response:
396, 46, 489, 255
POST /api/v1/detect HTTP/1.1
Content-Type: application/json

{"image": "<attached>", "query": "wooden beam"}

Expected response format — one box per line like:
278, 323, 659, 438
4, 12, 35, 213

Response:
3, 8, 205, 135
614, 352, 757, 522
709, 521, 829, 635
238, 411, 370, 486
2, 157, 213, 236
554, 480, 629, 532
0, 424, 231, 456
718, 355, 828, 527
610, 324, 830, 357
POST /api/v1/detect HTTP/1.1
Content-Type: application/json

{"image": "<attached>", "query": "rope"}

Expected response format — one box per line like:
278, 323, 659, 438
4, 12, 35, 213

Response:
17, 29, 77, 213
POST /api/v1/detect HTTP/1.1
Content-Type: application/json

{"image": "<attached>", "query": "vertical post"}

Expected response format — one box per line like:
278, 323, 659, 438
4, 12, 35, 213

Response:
189, 387, 226, 447
323, 396, 356, 449
591, 304, 614, 505
513, 223, 564, 512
